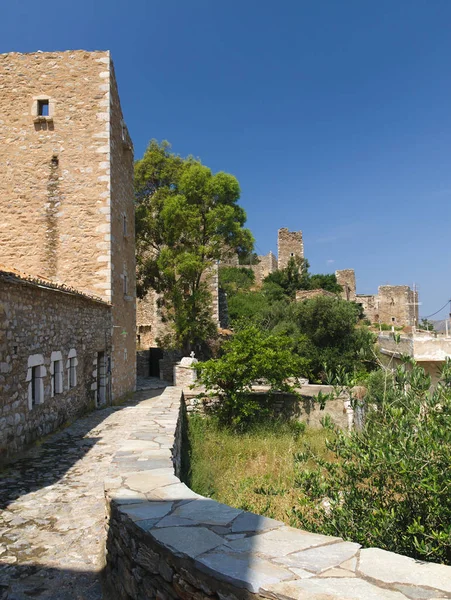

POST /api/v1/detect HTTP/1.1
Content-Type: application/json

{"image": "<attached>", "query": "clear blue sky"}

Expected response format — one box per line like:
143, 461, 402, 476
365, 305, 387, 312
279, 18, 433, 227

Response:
2, 0, 450, 317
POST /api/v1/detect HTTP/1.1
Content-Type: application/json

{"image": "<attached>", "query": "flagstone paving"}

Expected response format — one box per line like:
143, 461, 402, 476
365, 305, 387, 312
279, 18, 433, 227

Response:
0, 388, 164, 600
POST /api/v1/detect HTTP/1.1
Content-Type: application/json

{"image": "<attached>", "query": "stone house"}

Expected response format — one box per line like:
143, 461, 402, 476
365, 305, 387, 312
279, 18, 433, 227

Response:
0, 50, 136, 457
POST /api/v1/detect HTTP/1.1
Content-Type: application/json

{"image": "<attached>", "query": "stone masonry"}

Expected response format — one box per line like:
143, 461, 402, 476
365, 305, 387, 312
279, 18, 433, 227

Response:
0, 267, 110, 458
277, 228, 304, 270
104, 386, 451, 600
335, 269, 356, 302
336, 269, 419, 327
0, 50, 136, 400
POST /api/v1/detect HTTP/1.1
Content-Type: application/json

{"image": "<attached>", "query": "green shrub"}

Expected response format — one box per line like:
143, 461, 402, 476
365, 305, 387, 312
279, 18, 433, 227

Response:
294, 359, 451, 564
197, 325, 310, 429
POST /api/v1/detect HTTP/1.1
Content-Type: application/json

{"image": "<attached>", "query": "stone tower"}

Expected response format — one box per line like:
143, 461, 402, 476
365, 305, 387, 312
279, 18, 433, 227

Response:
277, 228, 304, 270
0, 50, 136, 399
335, 269, 356, 302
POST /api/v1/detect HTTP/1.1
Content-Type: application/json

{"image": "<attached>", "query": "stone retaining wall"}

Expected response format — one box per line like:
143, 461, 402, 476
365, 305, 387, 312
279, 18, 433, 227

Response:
183, 389, 351, 430
103, 387, 451, 600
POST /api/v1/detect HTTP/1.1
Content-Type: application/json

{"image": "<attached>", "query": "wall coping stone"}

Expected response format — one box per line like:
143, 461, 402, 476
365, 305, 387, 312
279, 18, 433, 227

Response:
104, 387, 451, 599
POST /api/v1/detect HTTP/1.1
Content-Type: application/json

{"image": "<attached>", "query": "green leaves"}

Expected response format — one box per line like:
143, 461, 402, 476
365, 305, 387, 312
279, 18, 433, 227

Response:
197, 325, 310, 429
135, 140, 254, 351
294, 361, 451, 564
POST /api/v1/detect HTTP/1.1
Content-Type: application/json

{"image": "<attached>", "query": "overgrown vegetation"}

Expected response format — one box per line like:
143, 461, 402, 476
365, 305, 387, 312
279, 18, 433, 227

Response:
197, 325, 307, 429
199, 294, 377, 384
185, 416, 334, 522
191, 358, 451, 565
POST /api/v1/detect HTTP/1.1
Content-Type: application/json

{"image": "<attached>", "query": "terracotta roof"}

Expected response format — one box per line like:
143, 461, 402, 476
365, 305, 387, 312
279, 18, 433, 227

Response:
0, 264, 110, 305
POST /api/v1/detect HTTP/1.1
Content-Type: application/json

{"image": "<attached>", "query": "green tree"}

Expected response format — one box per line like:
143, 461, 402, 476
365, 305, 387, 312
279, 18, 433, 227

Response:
197, 325, 310, 429
135, 140, 254, 351
263, 257, 342, 299
264, 257, 311, 299
218, 266, 255, 297
309, 273, 342, 294
418, 318, 435, 332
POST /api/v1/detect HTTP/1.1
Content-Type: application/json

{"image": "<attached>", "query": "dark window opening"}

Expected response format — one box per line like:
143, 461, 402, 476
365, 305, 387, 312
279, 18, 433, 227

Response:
38, 99, 49, 116
392, 317, 396, 323
31, 366, 39, 405
53, 360, 63, 394
69, 357, 76, 388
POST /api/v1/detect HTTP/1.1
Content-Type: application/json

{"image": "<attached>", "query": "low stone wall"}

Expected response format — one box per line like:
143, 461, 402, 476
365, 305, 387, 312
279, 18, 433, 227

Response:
184, 386, 352, 430
103, 387, 451, 600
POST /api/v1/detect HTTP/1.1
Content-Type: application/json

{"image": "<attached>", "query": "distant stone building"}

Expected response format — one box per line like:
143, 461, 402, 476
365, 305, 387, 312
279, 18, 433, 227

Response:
335, 269, 356, 302
277, 228, 304, 271
220, 228, 304, 287
0, 50, 135, 457
335, 269, 419, 327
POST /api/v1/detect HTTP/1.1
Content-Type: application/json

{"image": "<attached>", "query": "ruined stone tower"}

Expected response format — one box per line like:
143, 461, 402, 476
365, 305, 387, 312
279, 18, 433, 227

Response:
0, 50, 136, 399
277, 228, 304, 270
335, 269, 356, 302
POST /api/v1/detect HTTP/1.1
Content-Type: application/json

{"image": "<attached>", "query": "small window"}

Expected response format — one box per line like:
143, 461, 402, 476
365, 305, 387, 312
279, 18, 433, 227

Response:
54, 360, 63, 393
31, 366, 41, 405
38, 99, 49, 116
392, 317, 396, 323
27, 354, 46, 409
66, 349, 78, 389
123, 215, 127, 236
123, 274, 128, 295
69, 357, 76, 388
50, 351, 63, 396
290, 252, 294, 257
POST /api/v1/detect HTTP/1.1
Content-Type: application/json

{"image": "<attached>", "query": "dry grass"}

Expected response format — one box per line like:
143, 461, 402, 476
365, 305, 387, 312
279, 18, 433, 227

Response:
185, 416, 336, 527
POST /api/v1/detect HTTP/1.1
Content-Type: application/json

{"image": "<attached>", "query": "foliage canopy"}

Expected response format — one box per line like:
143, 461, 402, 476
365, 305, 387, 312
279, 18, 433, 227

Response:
135, 140, 254, 351
197, 325, 309, 429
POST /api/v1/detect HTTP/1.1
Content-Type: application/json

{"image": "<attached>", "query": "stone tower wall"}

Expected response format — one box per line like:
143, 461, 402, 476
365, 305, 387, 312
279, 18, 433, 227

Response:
335, 269, 356, 302
109, 62, 136, 399
0, 51, 113, 300
277, 228, 304, 270
0, 50, 136, 399
377, 285, 417, 327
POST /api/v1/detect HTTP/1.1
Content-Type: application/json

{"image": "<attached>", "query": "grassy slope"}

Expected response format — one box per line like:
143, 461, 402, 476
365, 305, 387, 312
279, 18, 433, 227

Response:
185, 416, 335, 526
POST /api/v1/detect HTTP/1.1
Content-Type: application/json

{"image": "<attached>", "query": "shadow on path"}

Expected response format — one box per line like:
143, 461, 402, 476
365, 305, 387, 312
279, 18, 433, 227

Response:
0, 387, 166, 599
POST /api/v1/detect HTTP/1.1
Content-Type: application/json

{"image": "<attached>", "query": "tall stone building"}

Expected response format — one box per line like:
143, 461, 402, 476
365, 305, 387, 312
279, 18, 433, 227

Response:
0, 50, 136, 456
335, 269, 356, 302
277, 228, 304, 270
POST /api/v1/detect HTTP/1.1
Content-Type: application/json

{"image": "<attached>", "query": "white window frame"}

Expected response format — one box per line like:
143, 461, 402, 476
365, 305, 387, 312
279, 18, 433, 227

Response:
26, 354, 46, 410
50, 351, 64, 396
31, 95, 55, 121
66, 348, 78, 389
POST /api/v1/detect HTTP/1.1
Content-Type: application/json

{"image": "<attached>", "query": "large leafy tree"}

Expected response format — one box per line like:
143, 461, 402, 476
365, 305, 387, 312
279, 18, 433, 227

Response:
135, 140, 254, 351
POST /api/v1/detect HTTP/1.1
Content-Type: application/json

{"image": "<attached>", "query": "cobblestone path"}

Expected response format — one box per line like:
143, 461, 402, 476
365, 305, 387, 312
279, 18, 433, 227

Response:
0, 388, 165, 600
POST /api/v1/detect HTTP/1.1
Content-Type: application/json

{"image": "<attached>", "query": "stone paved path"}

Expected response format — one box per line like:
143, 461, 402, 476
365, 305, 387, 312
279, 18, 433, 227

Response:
0, 389, 164, 600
